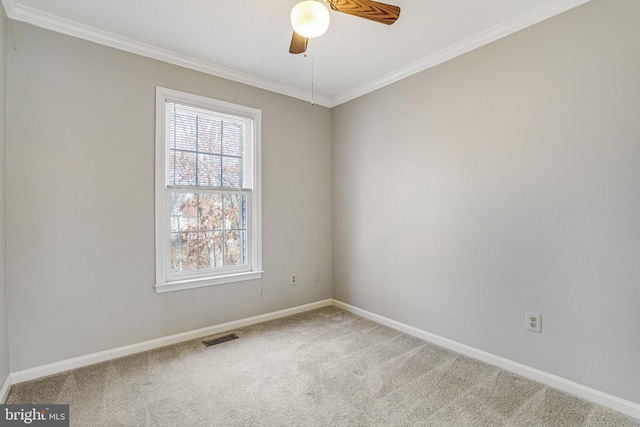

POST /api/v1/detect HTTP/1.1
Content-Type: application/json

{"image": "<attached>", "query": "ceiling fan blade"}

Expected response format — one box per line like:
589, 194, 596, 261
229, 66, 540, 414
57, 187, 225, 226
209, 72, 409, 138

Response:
329, 0, 400, 25
289, 31, 309, 54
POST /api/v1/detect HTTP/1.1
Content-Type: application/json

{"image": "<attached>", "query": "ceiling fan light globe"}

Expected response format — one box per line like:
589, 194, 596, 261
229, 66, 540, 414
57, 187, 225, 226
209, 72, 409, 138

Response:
290, 1, 330, 39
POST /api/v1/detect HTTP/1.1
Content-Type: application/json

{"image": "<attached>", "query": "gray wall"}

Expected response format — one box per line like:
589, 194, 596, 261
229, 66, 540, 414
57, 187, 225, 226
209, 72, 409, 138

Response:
6, 22, 332, 371
332, 0, 640, 404
0, 5, 11, 387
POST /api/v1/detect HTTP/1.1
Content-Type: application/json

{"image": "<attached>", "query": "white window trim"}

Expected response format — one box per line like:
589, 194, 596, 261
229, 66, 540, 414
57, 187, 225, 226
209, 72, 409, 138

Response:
154, 86, 263, 293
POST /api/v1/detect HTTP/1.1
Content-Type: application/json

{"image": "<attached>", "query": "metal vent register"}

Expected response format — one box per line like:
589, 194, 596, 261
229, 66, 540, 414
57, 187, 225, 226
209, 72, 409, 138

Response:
203, 334, 239, 347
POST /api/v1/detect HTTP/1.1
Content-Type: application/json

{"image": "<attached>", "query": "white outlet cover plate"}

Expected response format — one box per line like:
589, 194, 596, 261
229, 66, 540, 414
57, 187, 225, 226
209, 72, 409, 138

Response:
525, 311, 542, 333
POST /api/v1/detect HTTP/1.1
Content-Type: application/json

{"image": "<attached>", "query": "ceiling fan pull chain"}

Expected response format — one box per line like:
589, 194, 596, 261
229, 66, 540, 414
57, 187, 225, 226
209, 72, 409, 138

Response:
310, 40, 315, 106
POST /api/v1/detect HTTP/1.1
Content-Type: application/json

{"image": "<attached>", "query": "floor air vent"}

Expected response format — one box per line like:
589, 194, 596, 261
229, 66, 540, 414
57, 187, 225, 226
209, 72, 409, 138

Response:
203, 334, 239, 347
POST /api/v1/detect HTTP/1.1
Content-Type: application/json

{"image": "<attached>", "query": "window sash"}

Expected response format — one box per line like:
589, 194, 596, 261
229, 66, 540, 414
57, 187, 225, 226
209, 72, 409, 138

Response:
165, 100, 254, 190
164, 188, 253, 282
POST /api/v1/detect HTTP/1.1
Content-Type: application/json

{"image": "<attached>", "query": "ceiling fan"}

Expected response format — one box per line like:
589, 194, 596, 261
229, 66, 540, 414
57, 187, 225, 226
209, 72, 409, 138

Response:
289, 0, 401, 54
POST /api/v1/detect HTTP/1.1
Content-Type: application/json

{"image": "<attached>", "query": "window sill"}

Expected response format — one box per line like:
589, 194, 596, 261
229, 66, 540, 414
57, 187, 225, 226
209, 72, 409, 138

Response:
155, 271, 264, 293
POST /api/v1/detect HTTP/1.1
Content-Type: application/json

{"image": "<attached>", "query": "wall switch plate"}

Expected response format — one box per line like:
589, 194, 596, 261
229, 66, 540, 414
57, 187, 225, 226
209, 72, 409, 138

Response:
290, 274, 297, 286
526, 312, 542, 333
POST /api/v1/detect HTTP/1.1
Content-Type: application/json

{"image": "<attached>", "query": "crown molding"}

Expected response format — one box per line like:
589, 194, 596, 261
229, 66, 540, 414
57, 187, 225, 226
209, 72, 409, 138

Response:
329, 0, 593, 107
3, 0, 591, 109
0, 0, 16, 16
2, 2, 331, 108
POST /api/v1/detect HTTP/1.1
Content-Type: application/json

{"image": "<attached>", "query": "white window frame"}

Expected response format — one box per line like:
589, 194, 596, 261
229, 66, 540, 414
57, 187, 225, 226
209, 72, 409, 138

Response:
155, 87, 262, 293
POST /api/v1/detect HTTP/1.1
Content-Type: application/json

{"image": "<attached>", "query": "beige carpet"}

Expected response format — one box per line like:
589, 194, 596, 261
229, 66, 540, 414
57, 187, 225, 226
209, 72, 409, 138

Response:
7, 307, 640, 426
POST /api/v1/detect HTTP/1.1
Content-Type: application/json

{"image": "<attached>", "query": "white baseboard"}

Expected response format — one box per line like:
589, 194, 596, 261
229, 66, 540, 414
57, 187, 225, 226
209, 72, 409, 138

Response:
0, 375, 11, 403
11, 299, 332, 385
8, 297, 639, 420
331, 299, 640, 420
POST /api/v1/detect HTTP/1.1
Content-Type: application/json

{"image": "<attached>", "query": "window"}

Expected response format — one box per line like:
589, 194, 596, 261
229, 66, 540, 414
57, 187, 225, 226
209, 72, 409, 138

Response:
155, 87, 262, 292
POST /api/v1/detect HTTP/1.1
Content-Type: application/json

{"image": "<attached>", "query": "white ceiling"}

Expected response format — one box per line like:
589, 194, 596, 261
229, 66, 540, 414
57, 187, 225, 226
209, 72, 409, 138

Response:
2, 0, 590, 107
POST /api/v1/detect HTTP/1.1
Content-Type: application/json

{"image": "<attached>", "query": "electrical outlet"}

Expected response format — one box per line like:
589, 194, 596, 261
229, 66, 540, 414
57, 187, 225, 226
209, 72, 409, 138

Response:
525, 312, 542, 333
314, 271, 320, 283
290, 274, 297, 286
